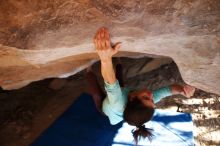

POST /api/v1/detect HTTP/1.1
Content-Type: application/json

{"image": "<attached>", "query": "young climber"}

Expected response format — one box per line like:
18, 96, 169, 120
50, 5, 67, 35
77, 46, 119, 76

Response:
85, 27, 195, 145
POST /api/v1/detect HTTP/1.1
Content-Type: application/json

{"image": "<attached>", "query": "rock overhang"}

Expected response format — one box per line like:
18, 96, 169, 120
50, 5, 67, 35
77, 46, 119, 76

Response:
0, 0, 219, 95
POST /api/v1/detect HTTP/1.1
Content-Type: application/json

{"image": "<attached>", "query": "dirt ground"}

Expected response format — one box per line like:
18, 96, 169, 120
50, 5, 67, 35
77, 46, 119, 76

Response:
0, 57, 219, 146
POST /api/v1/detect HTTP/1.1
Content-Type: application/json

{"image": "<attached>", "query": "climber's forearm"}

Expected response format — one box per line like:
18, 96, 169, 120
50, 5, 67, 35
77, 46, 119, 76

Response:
153, 84, 194, 103
171, 84, 195, 98
170, 84, 184, 95
101, 58, 117, 84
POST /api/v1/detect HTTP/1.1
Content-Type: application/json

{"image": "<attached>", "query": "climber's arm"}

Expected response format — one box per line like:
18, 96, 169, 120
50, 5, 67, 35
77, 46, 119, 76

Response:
100, 59, 116, 84
93, 27, 121, 84
171, 84, 195, 98
152, 84, 195, 103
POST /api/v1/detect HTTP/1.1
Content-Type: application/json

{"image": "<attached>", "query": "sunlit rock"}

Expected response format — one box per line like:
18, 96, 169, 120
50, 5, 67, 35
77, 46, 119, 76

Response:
0, 0, 219, 95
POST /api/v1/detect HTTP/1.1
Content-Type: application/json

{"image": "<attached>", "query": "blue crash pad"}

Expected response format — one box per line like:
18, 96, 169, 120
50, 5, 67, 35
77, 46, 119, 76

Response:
31, 93, 194, 146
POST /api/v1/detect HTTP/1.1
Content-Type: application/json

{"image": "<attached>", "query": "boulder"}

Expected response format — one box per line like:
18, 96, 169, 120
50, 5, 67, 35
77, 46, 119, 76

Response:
0, 0, 219, 95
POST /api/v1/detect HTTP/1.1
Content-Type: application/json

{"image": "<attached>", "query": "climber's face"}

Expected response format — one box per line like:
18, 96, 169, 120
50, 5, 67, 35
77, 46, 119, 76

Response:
128, 88, 155, 108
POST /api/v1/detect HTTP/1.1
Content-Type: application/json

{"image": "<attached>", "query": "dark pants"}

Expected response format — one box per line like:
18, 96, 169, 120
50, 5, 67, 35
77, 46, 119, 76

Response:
85, 64, 124, 112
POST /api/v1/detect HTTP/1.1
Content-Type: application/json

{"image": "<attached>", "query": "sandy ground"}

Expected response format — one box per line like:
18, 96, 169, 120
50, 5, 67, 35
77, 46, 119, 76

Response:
0, 57, 219, 146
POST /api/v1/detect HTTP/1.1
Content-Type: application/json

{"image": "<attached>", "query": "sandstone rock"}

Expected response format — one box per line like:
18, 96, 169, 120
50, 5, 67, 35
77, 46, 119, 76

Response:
125, 58, 173, 78
0, 0, 219, 95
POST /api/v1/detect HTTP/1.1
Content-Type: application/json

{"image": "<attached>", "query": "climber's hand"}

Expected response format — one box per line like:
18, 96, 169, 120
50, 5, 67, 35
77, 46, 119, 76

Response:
182, 85, 195, 98
171, 84, 195, 98
93, 27, 121, 62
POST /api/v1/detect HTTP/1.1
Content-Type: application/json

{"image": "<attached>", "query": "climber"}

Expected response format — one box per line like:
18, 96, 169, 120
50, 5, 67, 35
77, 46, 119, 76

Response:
85, 27, 195, 145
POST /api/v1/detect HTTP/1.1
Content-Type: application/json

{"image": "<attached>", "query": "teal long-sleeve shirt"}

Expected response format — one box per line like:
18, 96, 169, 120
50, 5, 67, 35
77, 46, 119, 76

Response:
102, 80, 172, 125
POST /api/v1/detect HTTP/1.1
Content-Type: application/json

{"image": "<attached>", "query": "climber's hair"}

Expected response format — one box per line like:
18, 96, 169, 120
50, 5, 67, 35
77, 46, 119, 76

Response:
123, 98, 155, 145
132, 125, 154, 145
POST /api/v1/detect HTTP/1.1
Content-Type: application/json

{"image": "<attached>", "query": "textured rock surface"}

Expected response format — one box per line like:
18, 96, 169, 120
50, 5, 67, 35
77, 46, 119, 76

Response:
0, 0, 220, 94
